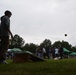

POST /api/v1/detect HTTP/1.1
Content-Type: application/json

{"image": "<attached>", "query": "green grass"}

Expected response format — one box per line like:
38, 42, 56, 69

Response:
0, 58, 76, 75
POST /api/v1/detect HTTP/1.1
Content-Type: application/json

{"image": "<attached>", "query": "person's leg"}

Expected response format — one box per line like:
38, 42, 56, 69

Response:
47, 53, 50, 59
60, 53, 63, 59
43, 53, 46, 59
52, 53, 55, 59
0, 36, 9, 63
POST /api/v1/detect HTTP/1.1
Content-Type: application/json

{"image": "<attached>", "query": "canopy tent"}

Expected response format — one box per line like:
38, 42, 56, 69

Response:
63, 48, 70, 53
8, 49, 12, 52
69, 52, 76, 56
25, 51, 33, 54
7, 48, 22, 52
63, 48, 71, 58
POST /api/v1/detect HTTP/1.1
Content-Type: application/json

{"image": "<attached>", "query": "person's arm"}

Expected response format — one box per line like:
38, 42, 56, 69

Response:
7, 28, 13, 39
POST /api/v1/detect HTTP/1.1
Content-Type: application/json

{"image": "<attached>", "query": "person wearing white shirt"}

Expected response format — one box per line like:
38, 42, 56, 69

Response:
55, 47, 59, 58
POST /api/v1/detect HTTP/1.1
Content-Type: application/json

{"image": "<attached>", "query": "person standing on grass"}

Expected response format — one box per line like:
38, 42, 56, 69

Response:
59, 45, 64, 59
55, 47, 59, 58
0, 10, 13, 64
42, 47, 46, 59
51, 46, 55, 59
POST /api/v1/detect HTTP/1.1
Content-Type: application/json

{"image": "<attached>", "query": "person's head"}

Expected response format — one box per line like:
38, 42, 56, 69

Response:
4, 10, 12, 18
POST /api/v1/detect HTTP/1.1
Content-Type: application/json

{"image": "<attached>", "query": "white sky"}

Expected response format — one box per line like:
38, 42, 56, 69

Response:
0, 0, 76, 46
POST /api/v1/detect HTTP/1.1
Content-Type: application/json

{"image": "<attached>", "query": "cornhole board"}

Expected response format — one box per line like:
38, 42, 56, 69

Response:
13, 52, 45, 63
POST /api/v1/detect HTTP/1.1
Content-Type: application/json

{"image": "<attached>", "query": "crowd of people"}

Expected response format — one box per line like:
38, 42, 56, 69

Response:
36, 45, 64, 60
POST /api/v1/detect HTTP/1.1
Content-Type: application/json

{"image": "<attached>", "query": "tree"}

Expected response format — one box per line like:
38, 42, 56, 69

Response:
29, 43, 38, 53
40, 39, 52, 47
71, 46, 76, 52
61, 40, 72, 51
53, 41, 61, 47
22, 43, 29, 51
22, 43, 38, 53
53, 40, 72, 51
40, 39, 52, 50
10, 34, 25, 49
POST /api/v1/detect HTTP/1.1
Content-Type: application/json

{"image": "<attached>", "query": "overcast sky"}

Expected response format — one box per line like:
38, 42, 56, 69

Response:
0, 0, 76, 46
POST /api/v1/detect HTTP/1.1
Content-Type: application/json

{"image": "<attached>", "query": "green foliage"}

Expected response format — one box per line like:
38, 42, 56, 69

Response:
53, 40, 61, 47
9, 34, 76, 52
22, 43, 38, 53
40, 39, 52, 50
40, 39, 51, 47
52, 40, 72, 51
61, 40, 72, 51
71, 46, 76, 52
10, 34, 25, 49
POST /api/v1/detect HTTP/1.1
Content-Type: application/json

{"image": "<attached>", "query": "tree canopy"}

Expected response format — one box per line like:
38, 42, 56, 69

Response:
9, 34, 25, 49
9, 34, 76, 53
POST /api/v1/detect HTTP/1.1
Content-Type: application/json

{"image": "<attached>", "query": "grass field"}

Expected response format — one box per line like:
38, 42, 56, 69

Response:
0, 58, 76, 75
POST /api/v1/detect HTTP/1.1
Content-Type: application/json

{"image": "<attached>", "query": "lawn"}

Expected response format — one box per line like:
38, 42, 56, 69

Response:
0, 58, 76, 75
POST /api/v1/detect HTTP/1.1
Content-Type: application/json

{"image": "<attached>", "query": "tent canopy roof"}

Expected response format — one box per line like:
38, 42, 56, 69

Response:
8, 48, 22, 52
70, 52, 76, 55
63, 48, 70, 53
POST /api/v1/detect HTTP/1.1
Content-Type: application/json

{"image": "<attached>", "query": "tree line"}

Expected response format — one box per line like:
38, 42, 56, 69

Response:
9, 34, 76, 53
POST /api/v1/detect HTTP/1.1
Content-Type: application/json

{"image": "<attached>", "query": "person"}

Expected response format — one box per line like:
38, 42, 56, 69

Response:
55, 47, 59, 58
51, 46, 55, 59
0, 10, 13, 64
42, 47, 46, 59
36, 46, 39, 56
0, 19, 1, 47
47, 47, 52, 59
59, 45, 64, 59
36, 46, 43, 58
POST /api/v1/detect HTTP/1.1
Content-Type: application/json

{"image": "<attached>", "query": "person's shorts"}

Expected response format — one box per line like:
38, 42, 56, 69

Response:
1, 36, 9, 49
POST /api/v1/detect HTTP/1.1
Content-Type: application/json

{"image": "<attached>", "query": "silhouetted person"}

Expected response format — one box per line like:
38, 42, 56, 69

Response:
0, 10, 13, 64
59, 45, 64, 59
51, 47, 55, 59
42, 47, 46, 59
55, 47, 59, 58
